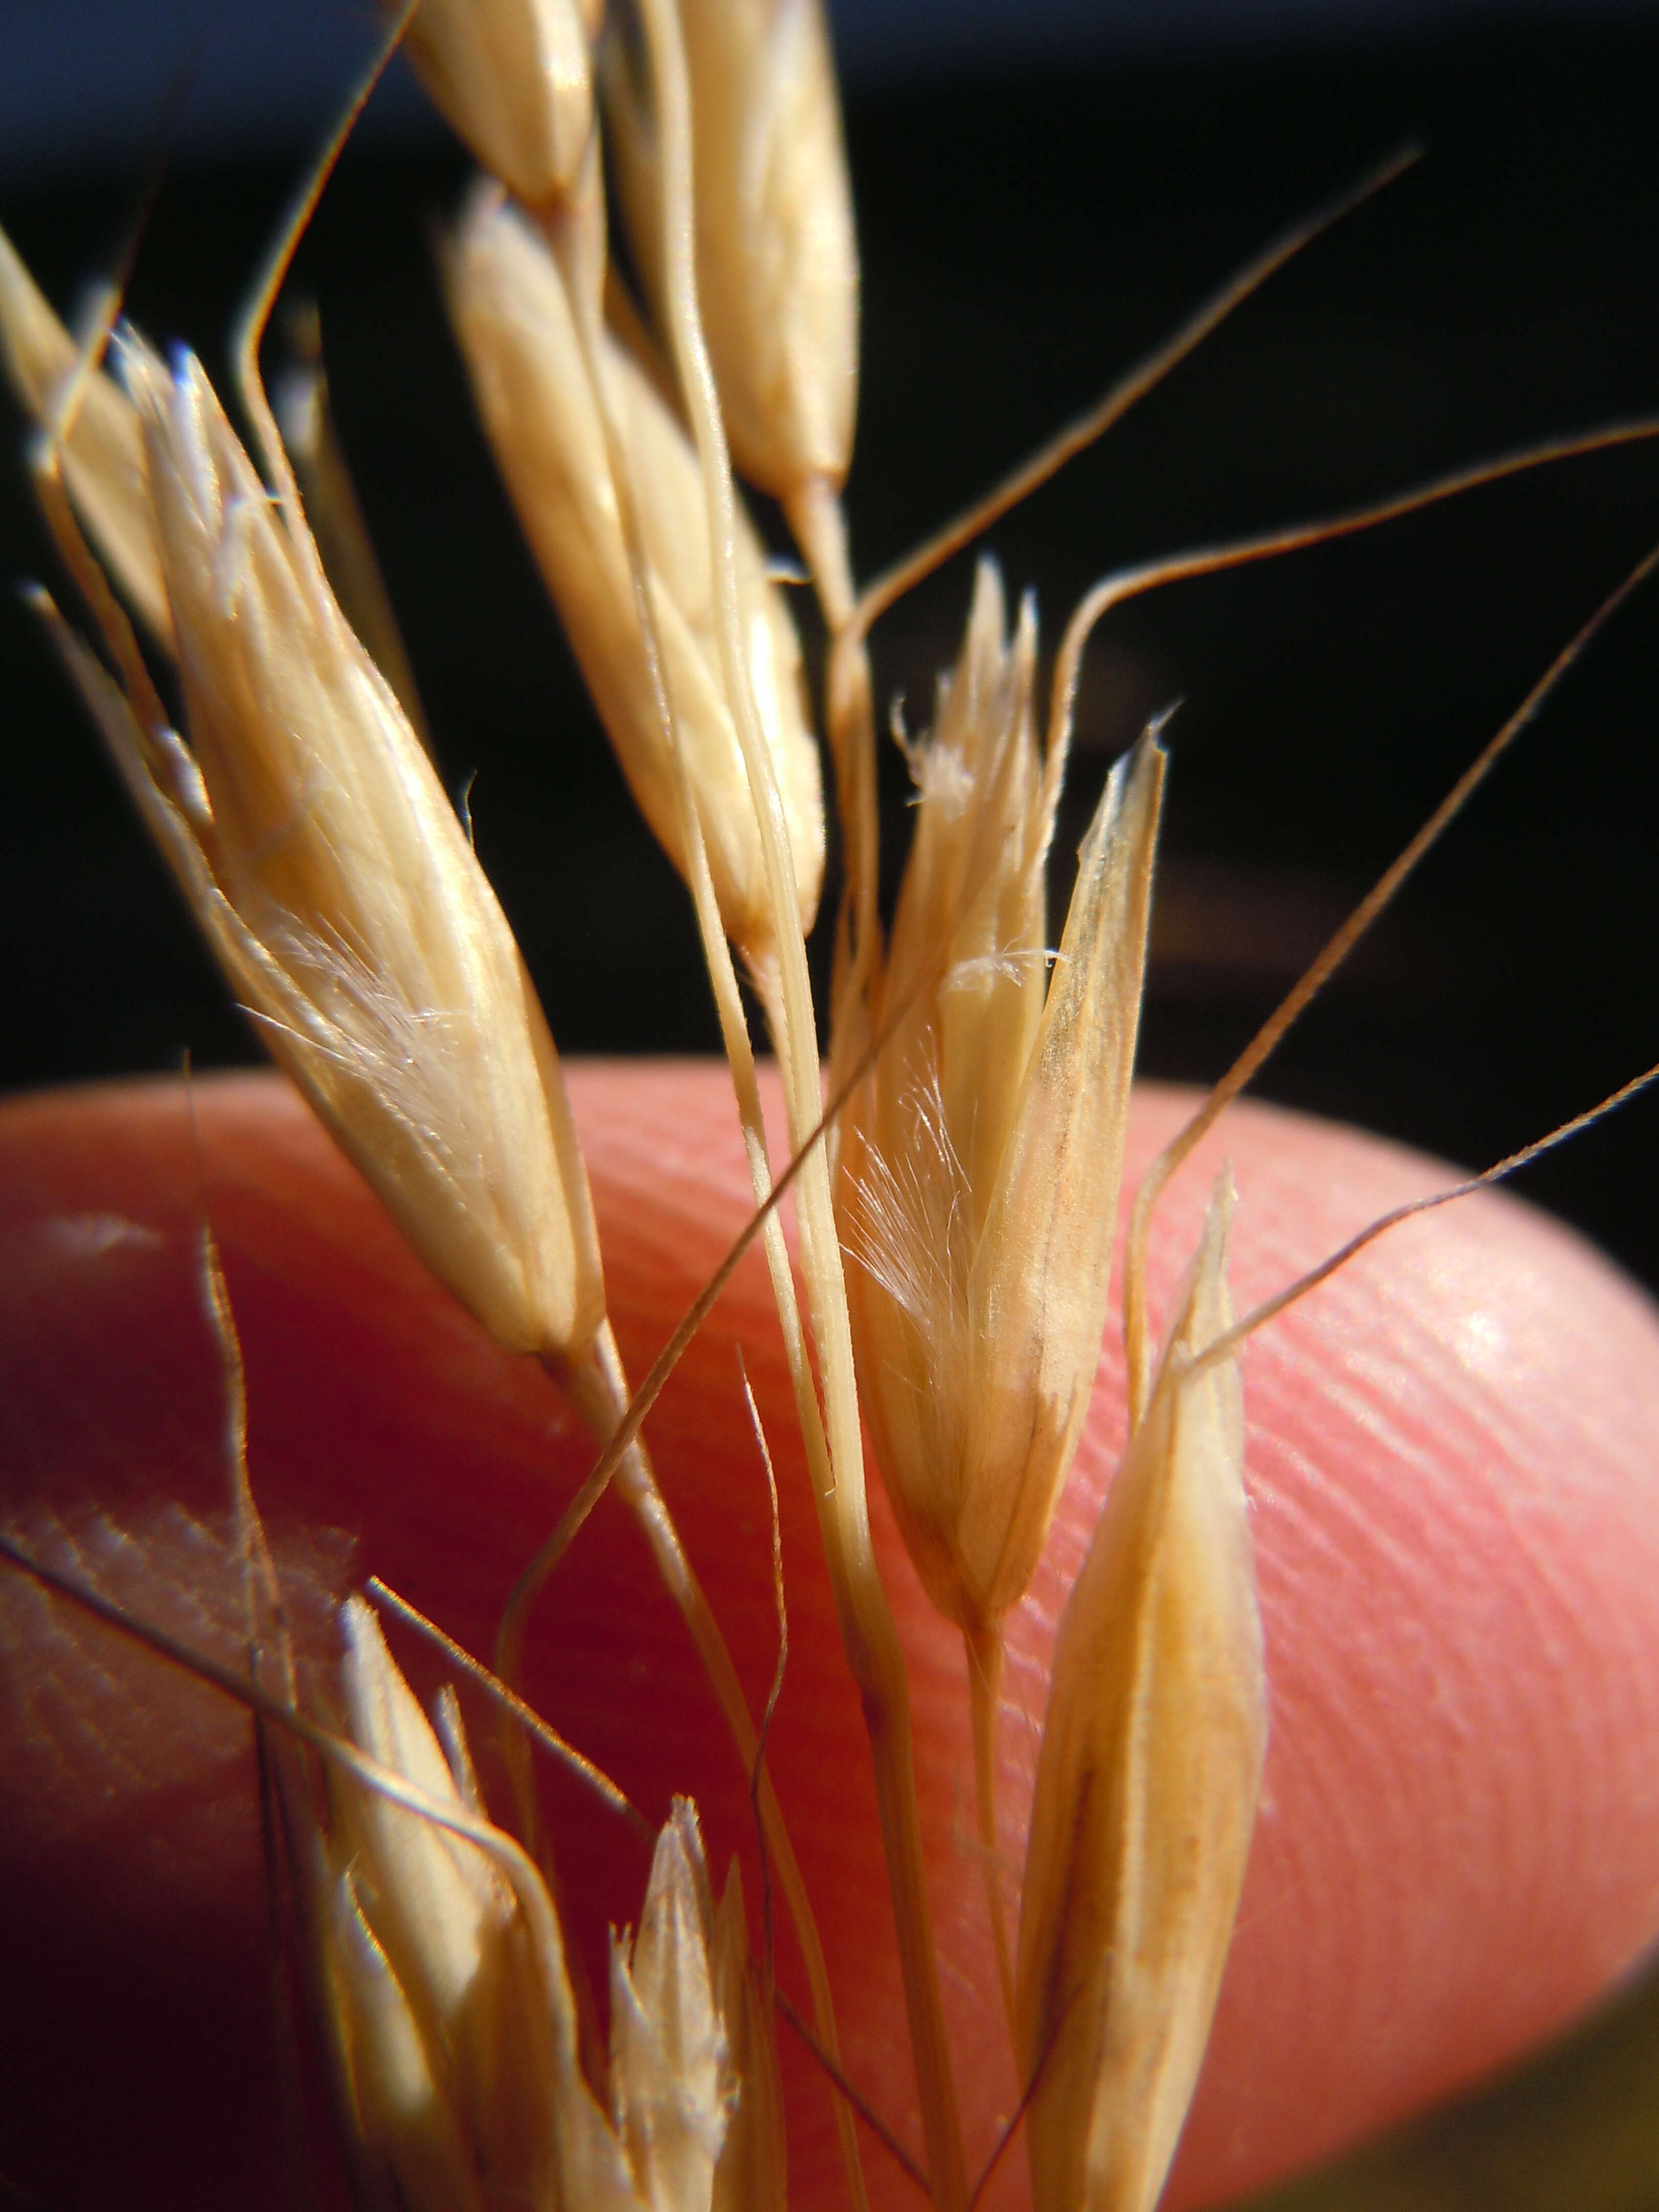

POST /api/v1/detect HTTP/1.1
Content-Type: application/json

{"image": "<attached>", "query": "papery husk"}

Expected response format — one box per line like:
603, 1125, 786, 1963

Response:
0, 222, 171, 648
322, 1865, 490, 2212
959, 729, 1164, 1618
335, 1604, 515, 2049
34, 321, 606, 1365
272, 303, 433, 751
392, 0, 596, 214
323, 1601, 641, 2212
610, 1800, 733, 2212
875, 566, 1050, 1230
603, 0, 858, 500
1015, 1179, 1266, 2212
843, 565, 1164, 1630
444, 183, 823, 973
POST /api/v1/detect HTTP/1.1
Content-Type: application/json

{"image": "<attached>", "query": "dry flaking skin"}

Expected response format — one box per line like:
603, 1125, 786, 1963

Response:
841, 563, 1166, 1637
23, 307, 606, 1367
444, 180, 825, 988
1016, 1179, 1267, 2212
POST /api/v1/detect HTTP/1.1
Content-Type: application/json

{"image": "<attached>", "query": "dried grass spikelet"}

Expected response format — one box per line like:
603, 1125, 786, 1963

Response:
35, 322, 605, 1364
1015, 1178, 1266, 2212
387, 0, 598, 216
323, 1599, 707, 2212
610, 1801, 738, 2212
445, 182, 824, 981
325, 1600, 555, 2212
0, 223, 171, 649
602, 0, 858, 504
840, 563, 1165, 1633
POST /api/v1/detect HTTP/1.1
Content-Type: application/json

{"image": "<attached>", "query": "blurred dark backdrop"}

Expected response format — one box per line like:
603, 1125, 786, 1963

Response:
4, 5, 1659, 1289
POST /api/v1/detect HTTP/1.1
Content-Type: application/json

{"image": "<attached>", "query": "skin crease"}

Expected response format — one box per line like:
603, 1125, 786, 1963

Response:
3, 1064, 1659, 2212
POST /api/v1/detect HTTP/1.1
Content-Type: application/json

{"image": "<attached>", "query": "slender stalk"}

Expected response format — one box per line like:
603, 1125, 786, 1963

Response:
229, 0, 420, 613
634, 0, 966, 2199
965, 1620, 1016, 2038
846, 145, 1422, 649
1108, 528, 1659, 1420
548, 1325, 866, 2203
788, 474, 883, 1122
1182, 1047, 1659, 1391
546, 181, 872, 2212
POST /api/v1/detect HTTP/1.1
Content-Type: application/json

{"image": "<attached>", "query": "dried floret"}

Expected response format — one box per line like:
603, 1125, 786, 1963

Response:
603, 0, 858, 504
0, 223, 171, 647
390, 0, 597, 214
610, 1801, 733, 2212
444, 184, 823, 984
842, 564, 1165, 1633
32, 315, 605, 1363
1016, 1180, 1266, 2212
322, 1600, 642, 2212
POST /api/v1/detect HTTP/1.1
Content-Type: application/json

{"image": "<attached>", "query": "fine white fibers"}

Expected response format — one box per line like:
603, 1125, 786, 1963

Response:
60, 326, 607, 1364
841, 562, 1165, 1632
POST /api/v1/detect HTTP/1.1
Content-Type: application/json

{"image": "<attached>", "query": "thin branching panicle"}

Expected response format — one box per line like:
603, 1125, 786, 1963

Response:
8, 15, 1659, 2212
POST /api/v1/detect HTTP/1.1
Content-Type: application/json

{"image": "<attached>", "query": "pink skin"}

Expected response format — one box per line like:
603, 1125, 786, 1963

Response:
3, 1064, 1659, 2212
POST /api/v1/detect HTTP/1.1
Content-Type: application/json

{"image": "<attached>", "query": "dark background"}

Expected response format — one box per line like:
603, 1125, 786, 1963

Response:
4, 7, 1659, 1284
5, 10, 1659, 2208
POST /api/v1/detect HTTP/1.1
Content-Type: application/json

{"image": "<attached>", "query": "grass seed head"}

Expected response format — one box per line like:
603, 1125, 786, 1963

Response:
445, 183, 824, 977
326, 1600, 561, 2212
0, 222, 173, 648
1015, 1178, 1267, 2212
389, 0, 597, 215
38, 313, 607, 1365
842, 564, 1165, 1631
602, 0, 858, 501
323, 1601, 713, 2212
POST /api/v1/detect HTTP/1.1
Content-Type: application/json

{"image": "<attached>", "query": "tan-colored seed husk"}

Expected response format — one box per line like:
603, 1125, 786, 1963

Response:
328, 1603, 542, 2212
0, 223, 172, 649
1015, 1178, 1266, 2212
389, 0, 596, 214
39, 325, 606, 1365
842, 564, 1165, 1632
603, 0, 858, 501
444, 183, 824, 980
272, 303, 434, 752
323, 1602, 672, 2212
609, 1800, 733, 2212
